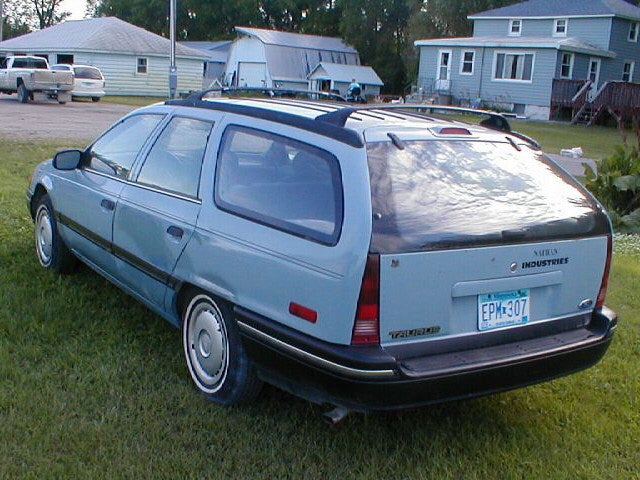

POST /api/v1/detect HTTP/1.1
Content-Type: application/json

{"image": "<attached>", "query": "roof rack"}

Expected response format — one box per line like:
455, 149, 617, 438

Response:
165, 95, 364, 148
183, 87, 347, 102
315, 104, 540, 149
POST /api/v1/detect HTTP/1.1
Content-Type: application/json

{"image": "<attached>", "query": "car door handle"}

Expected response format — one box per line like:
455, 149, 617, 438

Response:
166, 226, 184, 239
100, 198, 115, 211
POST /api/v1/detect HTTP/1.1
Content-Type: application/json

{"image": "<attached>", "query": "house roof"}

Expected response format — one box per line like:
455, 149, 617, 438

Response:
235, 26, 357, 53
469, 0, 640, 21
308, 62, 383, 85
180, 41, 231, 63
414, 36, 617, 58
0, 17, 210, 59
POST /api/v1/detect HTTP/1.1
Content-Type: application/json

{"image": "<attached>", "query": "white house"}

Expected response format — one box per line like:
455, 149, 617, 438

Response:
224, 26, 383, 94
0, 17, 210, 96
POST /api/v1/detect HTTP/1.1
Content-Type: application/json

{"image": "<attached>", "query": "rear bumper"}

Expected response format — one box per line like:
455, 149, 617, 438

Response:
236, 306, 616, 412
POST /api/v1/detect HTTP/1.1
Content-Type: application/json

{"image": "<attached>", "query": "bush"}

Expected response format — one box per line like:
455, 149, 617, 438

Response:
584, 145, 640, 232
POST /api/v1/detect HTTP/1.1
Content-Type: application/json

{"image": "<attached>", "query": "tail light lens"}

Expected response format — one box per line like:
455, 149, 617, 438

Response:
351, 254, 380, 345
595, 234, 612, 309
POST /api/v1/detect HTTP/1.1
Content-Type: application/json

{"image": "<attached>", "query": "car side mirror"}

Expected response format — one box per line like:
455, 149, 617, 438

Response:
53, 149, 82, 170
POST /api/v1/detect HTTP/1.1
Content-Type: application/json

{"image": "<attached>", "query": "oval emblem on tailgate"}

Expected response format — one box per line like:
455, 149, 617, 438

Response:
509, 262, 518, 273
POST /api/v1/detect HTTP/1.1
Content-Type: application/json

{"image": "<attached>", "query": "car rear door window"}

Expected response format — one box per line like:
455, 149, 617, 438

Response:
136, 117, 213, 198
86, 114, 164, 179
215, 125, 343, 245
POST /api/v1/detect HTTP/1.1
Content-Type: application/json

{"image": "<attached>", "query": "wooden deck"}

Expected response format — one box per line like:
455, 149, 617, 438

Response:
564, 80, 640, 126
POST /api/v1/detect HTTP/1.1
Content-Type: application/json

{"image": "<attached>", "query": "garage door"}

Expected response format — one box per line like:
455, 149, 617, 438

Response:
238, 62, 267, 87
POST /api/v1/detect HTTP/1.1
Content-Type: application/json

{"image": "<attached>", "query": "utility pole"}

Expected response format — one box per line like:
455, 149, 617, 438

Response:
0, 0, 4, 43
169, 0, 177, 99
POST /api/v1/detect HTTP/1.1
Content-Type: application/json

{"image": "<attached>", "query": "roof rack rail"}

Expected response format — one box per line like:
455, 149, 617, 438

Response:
315, 104, 540, 149
183, 87, 347, 102
316, 104, 512, 131
165, 96, 363, 148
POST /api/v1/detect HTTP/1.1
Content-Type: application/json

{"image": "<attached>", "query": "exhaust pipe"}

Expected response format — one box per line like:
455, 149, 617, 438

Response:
322, 405, 350, 425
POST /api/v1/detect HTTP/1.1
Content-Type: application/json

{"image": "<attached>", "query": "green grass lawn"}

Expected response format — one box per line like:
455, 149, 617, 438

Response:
1, 140, 639, 478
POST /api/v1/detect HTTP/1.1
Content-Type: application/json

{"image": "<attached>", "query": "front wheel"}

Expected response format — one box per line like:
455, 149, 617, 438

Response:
17, 84, 29, 103
34, 194, 76, 273
182, 292, 262, 405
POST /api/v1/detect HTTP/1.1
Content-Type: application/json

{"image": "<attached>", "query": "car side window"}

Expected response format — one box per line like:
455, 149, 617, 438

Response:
136, 117, 212, 198
215, 125, 343, 246
86, 114, 164, 179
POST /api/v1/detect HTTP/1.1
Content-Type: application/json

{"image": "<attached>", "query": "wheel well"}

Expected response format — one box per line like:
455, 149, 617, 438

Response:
30, 185, 47, 219
16, 78, 24, 87
174, 283, 233, 325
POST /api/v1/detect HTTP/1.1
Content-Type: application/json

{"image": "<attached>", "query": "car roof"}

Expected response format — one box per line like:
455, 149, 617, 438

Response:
162, 95, 537, 149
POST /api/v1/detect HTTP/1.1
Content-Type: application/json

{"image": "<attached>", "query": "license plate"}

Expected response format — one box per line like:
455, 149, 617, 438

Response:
478, 289, 530, 331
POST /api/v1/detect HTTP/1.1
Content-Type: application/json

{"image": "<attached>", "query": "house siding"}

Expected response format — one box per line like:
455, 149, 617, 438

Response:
607, 17, 640, 82
73, 52, 203, 96
418, 46, 556, 112
473, 18, 613, 50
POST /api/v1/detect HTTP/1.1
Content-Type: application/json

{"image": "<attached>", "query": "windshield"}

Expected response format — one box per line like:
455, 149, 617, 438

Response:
74, 66, 103, 80
366, 140, 609, 253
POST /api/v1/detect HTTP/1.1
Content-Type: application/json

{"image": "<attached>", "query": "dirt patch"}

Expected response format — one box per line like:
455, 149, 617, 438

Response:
0, 95, 138, 142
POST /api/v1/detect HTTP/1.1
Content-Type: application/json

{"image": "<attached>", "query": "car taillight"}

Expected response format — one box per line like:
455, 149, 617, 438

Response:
351, 254, 380, 345
596, 234, 612, 309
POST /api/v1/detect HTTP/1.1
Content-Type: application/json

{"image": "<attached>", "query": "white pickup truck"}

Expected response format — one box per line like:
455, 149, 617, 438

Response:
0, 56, 73, 104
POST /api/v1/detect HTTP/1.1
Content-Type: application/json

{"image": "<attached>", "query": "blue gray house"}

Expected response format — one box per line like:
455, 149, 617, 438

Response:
414, 0, 640, 121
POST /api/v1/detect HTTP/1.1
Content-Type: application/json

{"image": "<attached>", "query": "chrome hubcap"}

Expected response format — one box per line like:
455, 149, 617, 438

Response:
35, 207, 53, 265
185, 298, 228, 392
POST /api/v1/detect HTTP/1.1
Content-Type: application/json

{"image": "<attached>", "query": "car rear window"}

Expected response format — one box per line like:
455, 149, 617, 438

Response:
366, 140, 609, 253
73, 66, 103, 80
215, 125, 343, 246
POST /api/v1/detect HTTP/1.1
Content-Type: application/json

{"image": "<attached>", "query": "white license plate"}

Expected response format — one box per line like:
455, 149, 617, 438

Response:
478, 289, 530, 331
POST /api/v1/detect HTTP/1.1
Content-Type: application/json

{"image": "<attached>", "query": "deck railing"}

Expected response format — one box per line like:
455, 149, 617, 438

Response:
551, 79, 588, 107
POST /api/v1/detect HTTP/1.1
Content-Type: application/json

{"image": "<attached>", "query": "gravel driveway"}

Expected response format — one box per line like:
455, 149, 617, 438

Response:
0, 94, 138, 141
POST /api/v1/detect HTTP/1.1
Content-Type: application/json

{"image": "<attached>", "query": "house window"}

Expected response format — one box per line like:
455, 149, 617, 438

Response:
623, 61, 635, 82
509, 19, 522, 36
554, 19, 567, 36
560, 52, 574, 79
629, 22, 639, 42
137, 57, 148, 74
460, 50, 475, 75
493, 52, 534, 82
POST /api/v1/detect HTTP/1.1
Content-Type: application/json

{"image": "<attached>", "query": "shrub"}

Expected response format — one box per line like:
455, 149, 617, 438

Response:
584, 145, 640, 232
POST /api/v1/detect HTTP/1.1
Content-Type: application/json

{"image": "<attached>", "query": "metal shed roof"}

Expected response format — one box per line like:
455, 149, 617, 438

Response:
468, 0, 640, 21
235, 26, 357, 53
308, 62, 384, 85
180, 41, 231, 63
0, 17, 210, 59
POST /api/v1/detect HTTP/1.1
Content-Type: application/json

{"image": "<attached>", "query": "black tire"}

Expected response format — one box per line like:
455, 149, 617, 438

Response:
91, 97, 100, 102
17, 84, 29, 104
182, 291, 262, 405
34, 194, 76, 273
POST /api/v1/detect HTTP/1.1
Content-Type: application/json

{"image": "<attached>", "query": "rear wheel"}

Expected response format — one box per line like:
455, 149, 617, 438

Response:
34, 194, 76, 273
182, 292, 262, 405
91, 97, 100, 102
17, 84, 29, 103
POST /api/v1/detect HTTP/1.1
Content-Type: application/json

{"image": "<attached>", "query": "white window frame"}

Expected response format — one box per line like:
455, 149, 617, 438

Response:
459, 50, 476, 75
623, 61, 635, 82
629, 22, 639, 42
508, 19, 522, 36
437, 49, 452, 80
553, 18, 568, 37
492, 51, 535, 83
559, 52, 574, 79
136, 57, 148, 75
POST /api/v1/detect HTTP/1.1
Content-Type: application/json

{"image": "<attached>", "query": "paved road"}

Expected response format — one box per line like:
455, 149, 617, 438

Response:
0, 94, 137, 142
0, 94, 598, 176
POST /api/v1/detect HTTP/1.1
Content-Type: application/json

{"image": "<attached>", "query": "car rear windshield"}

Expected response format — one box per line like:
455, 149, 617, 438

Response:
366, 140, 609, 253
73, 67, 103, 80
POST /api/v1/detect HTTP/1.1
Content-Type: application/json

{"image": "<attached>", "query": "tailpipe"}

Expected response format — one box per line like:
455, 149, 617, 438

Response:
322, 405, 350, 425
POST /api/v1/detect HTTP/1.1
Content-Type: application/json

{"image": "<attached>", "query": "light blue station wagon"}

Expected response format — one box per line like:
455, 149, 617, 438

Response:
27, 93, 617, 420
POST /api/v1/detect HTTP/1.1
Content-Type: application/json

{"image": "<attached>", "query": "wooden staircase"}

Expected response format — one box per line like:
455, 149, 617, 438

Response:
572, 81, 640, 126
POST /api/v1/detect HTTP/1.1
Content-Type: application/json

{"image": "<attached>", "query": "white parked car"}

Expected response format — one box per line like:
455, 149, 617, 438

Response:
51, 64, 105, 102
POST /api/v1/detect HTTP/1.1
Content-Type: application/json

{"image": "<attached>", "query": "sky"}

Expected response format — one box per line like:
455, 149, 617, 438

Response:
61, 0, 88, 20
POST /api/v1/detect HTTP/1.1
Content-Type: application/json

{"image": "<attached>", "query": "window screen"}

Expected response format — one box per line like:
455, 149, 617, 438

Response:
215, 125, 343, 245
137, 117, 212, 198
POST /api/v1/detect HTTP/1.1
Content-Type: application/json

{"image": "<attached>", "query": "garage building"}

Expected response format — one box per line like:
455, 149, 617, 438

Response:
0, 17, 209, 97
